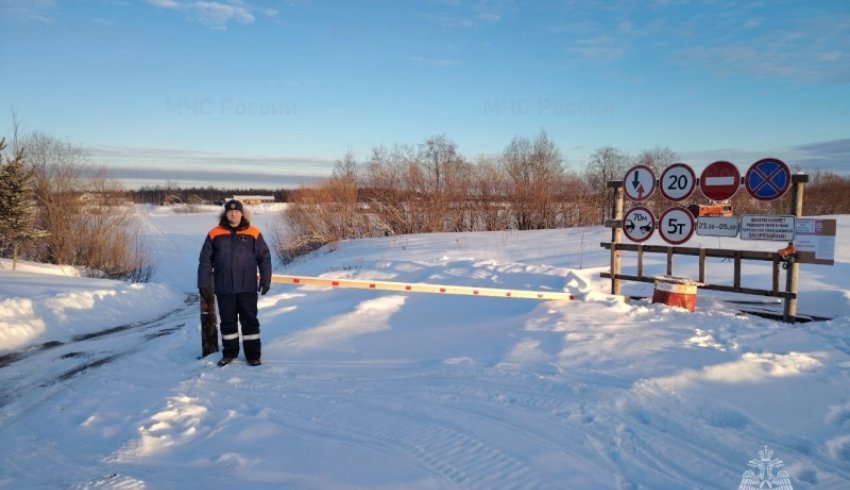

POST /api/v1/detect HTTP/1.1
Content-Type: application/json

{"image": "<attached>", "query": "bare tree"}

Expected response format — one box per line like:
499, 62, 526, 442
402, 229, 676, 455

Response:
469, 156, 511, 231
634, 146, 679, 211
502, 130, 566, 229
333, 151, 360, 182
529, 130, 565, 228
502, 135, 535, 229
633, 147, 678, 174
584, 146, 629, 223
20, 131, 152, 280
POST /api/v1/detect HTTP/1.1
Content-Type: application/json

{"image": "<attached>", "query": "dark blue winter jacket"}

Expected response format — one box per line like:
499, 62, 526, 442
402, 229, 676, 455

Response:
198, 216, 272, 295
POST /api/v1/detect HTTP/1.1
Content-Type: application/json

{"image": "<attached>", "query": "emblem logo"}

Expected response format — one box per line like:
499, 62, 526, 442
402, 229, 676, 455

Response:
738, 446, 793, 490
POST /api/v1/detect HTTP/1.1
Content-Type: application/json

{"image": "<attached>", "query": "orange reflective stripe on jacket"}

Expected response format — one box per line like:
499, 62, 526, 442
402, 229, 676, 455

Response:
207, 225, 261, 241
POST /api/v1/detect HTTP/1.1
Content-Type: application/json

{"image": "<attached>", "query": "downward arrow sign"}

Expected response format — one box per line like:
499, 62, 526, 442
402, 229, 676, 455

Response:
632, 170, 641, 190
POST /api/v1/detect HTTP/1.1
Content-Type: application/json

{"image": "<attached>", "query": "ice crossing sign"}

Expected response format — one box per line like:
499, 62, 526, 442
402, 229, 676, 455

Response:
623, 165, 656, 201
745, 158, 791, 201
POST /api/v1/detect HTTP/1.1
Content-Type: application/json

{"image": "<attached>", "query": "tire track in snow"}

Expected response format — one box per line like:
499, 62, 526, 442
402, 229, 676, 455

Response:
185, 364, 608, 489
0, 295, 194, 413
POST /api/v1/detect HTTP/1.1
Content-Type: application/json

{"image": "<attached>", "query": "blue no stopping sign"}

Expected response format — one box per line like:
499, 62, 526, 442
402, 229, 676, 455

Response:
745, 158, 791, 201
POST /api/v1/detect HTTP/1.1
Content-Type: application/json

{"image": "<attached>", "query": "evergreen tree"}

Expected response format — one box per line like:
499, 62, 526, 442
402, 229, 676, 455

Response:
0, 137, 43, 270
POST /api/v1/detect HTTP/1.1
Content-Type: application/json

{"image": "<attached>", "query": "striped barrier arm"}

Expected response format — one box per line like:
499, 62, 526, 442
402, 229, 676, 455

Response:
270, 274, 575, 301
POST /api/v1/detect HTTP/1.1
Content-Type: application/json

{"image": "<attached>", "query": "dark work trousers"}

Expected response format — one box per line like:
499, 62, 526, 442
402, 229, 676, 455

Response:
216, 292, 261, 361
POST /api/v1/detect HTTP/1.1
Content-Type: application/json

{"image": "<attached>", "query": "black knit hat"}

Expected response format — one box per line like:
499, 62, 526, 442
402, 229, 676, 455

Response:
224, 199, 243, 212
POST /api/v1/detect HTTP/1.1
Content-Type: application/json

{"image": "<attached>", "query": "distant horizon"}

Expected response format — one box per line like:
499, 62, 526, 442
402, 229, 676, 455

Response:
98, 137, 849, 191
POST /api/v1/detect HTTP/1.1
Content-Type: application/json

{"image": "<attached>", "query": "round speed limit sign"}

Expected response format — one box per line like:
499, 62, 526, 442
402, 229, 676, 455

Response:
658, 206, 695, 245
659, 163, 696, 201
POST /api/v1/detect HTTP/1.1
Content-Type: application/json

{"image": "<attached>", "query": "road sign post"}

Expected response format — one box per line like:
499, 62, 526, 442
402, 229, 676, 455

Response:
607, 165, 812, 323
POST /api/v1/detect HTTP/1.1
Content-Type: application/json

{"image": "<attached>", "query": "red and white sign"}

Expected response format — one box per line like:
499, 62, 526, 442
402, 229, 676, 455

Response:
658, 206, 695, 245
699, 160, 740, 201
623, 207, 655, 243
659, 163, 696, 201
623, 165, 656, 201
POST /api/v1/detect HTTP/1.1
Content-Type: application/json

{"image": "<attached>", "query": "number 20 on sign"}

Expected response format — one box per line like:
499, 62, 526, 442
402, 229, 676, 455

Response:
659, 163, 696, 201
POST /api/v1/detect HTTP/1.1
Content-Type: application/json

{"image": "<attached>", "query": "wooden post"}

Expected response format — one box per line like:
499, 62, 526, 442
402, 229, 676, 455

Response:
609, 181, 624, 295
734, 251, 742, 289
772, 259, 780, 293
666, 247, 673, 276
783, 174, 808, 322
637, 244, 644, 278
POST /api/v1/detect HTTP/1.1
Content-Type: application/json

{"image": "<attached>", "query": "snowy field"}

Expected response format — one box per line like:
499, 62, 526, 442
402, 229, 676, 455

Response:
1, 204, 849, 489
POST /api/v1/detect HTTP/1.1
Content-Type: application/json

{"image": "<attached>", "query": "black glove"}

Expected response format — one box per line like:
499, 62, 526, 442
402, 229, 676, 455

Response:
199, 287, 214, 298
258, 283, 270, 295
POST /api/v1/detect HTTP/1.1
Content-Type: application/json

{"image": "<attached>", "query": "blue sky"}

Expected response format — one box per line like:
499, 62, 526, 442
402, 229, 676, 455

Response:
1, 0, 848, 189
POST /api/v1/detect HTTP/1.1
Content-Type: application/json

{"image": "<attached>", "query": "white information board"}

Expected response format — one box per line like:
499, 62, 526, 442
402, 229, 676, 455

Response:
739, 215, 796, 241
696, 216, 739, 237
795, 218, 836, 265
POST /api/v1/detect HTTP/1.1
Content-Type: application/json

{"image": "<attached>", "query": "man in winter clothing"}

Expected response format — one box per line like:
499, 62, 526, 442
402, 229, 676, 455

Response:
198, 199, 272, 367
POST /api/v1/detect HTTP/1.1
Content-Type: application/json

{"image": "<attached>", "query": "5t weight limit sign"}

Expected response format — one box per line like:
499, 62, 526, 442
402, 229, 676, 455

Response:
658, 206, 695, 245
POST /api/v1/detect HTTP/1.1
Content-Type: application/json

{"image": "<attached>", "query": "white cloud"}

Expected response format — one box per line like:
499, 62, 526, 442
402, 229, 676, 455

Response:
472, 0, 512, 23
192, 1, 254, 29
147, 0, 181, 9
147, 0, 259, 29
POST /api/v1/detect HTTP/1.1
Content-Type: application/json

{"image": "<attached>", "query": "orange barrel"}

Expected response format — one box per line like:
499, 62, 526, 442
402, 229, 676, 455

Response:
652, 277, 698, 312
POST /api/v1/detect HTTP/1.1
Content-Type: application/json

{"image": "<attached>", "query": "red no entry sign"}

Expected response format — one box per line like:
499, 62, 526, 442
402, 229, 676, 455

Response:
699, 161, 740, 201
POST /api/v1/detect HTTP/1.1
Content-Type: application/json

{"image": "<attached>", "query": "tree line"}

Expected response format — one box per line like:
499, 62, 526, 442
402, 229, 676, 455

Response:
129, 186, 290, 205
276, 132, 850, 264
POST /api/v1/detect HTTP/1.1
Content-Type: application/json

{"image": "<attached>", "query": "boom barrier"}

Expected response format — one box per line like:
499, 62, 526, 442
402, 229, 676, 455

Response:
270, 274, 575, 301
